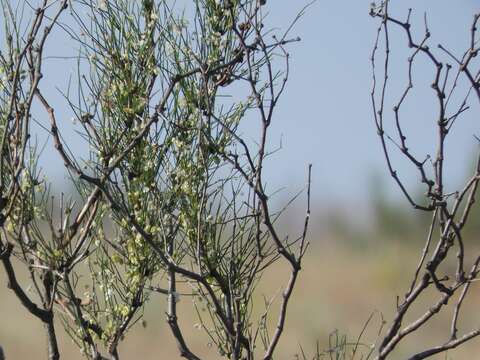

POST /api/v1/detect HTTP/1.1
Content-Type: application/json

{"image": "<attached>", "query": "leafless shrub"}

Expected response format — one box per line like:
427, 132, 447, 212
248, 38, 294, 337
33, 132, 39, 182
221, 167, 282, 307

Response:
371, 1, 480, 359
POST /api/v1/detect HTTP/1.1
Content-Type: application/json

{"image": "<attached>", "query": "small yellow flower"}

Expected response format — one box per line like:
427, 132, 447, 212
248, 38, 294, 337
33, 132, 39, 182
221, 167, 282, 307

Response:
111, 253, 123, 265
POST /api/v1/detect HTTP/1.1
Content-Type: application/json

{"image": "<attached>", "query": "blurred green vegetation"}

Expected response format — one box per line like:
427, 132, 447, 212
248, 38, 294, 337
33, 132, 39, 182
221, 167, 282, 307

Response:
326, 171, 480, 249
2, 172, 480, 359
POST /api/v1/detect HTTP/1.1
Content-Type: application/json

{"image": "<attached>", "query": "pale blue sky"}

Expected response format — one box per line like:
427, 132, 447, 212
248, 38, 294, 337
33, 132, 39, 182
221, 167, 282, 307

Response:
263, 0, 480, 205
26, 0, 480, 208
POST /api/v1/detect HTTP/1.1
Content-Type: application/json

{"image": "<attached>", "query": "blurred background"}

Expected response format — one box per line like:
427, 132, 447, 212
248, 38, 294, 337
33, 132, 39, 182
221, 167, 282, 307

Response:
2, 0, 480, 359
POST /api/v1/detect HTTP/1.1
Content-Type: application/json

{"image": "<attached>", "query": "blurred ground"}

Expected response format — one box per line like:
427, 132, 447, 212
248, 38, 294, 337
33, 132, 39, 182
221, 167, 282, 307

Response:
2, 225, 480, 359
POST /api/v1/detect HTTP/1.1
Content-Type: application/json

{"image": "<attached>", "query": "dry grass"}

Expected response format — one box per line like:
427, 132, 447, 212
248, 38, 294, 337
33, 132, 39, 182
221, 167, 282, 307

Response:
1, 237, 480, 359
